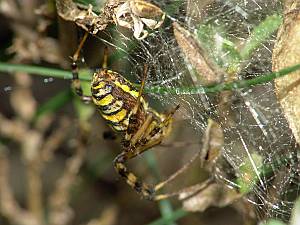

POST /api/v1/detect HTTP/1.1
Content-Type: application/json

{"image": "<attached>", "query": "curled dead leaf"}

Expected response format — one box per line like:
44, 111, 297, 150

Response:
115, 0, 165, 39
181, 181, 241, 212
272, 2, 300, 145
56, 0, 164, 39
175, 119, 230, 212
56, 0, 115, 34
173, 22, 224, 85
200, 119, 224, 169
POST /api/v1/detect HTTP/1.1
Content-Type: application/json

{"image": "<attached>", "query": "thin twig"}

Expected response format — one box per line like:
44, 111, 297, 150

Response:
41, 117, 71, 162
0, 148, 39, 225
48, 135, 86, 225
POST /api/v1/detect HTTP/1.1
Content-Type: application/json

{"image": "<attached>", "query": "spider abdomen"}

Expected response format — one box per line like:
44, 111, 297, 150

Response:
91, 69, 149, 132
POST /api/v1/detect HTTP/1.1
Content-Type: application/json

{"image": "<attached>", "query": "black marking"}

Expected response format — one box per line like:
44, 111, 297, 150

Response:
101, 101, 124, 116
92, 85, 113, 99
140, 138, 148, 145
118, 167, 128, 178
126, 116, 138, 134
122, 140, 130, 148
75, 88, 83, 96
133, 180, 143, 193
143, 187, 155, 201
92, 83, 112, 91
71, 62, 77, 70
102, 106, 123, 116
126, 126, 134, 135
94, 92, 109, 101
150, 127, 161, 137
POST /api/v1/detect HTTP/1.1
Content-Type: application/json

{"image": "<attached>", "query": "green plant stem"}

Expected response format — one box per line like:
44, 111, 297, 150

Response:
34, 89, 73, 120
144, 152, 176, 225
1, 62, 300, 95
147, 63, 300, 95
0, 62, 73, 79
146, 209, 188, 225
240, 14, 282, 60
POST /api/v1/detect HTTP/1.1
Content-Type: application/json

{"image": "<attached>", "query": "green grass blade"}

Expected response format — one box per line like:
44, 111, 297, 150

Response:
0, 62, 72, 79
158, 200, 177, 225
147, 63, 300, 95
146, 208, 188, 225
263, 219, 286, 225
240, 14, 282, 60
34, 89, 73, 120
144, 152, 176, 225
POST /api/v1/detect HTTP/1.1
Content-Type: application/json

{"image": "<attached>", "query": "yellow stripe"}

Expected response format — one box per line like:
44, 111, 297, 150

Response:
127, 173, 138, 186
94, 86, 112, 97
102, 108, 127, 123
112, 124, 126, 131
112, 117, 129, 131
129, 90, 139, 98
93, 81, 106, 89
97, 94, 114, 106
114, 81, 130, 92
114, 81, 139, 98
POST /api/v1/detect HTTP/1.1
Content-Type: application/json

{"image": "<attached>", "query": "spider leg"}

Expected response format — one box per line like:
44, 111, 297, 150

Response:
114, 106, 180, 200
112, 65, 155, 199
113, 65, 186, 200
114, 151, 155, 200
141, 105, 179, 145
135, 64, 148, 112
154, 118, 220, 200
102, 46, 108, 70
144, 136, 205, 201
116, 103, 204, 201
71, 32, 92, 103
153, 144, 202, 196
142, 105, 200, 195
114, 123, 166, 200
154, 177, 214, 201
125, 64, 149, 143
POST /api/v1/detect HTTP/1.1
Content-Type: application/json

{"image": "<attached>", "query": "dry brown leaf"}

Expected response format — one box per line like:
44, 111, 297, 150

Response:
115, 0, 165, 39
56, 0, 117, 34
272, 1, 300, 145
182, 182, 241, 212
200, 119, 224, 169
57, 0, 165, 39
173, 22, 224, 85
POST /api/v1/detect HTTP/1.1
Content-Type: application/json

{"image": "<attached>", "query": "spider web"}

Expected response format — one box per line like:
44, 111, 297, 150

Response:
101, 0, 300, 222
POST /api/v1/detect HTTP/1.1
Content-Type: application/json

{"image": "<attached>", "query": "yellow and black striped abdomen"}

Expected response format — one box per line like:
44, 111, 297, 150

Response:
91, 70, 147, 132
